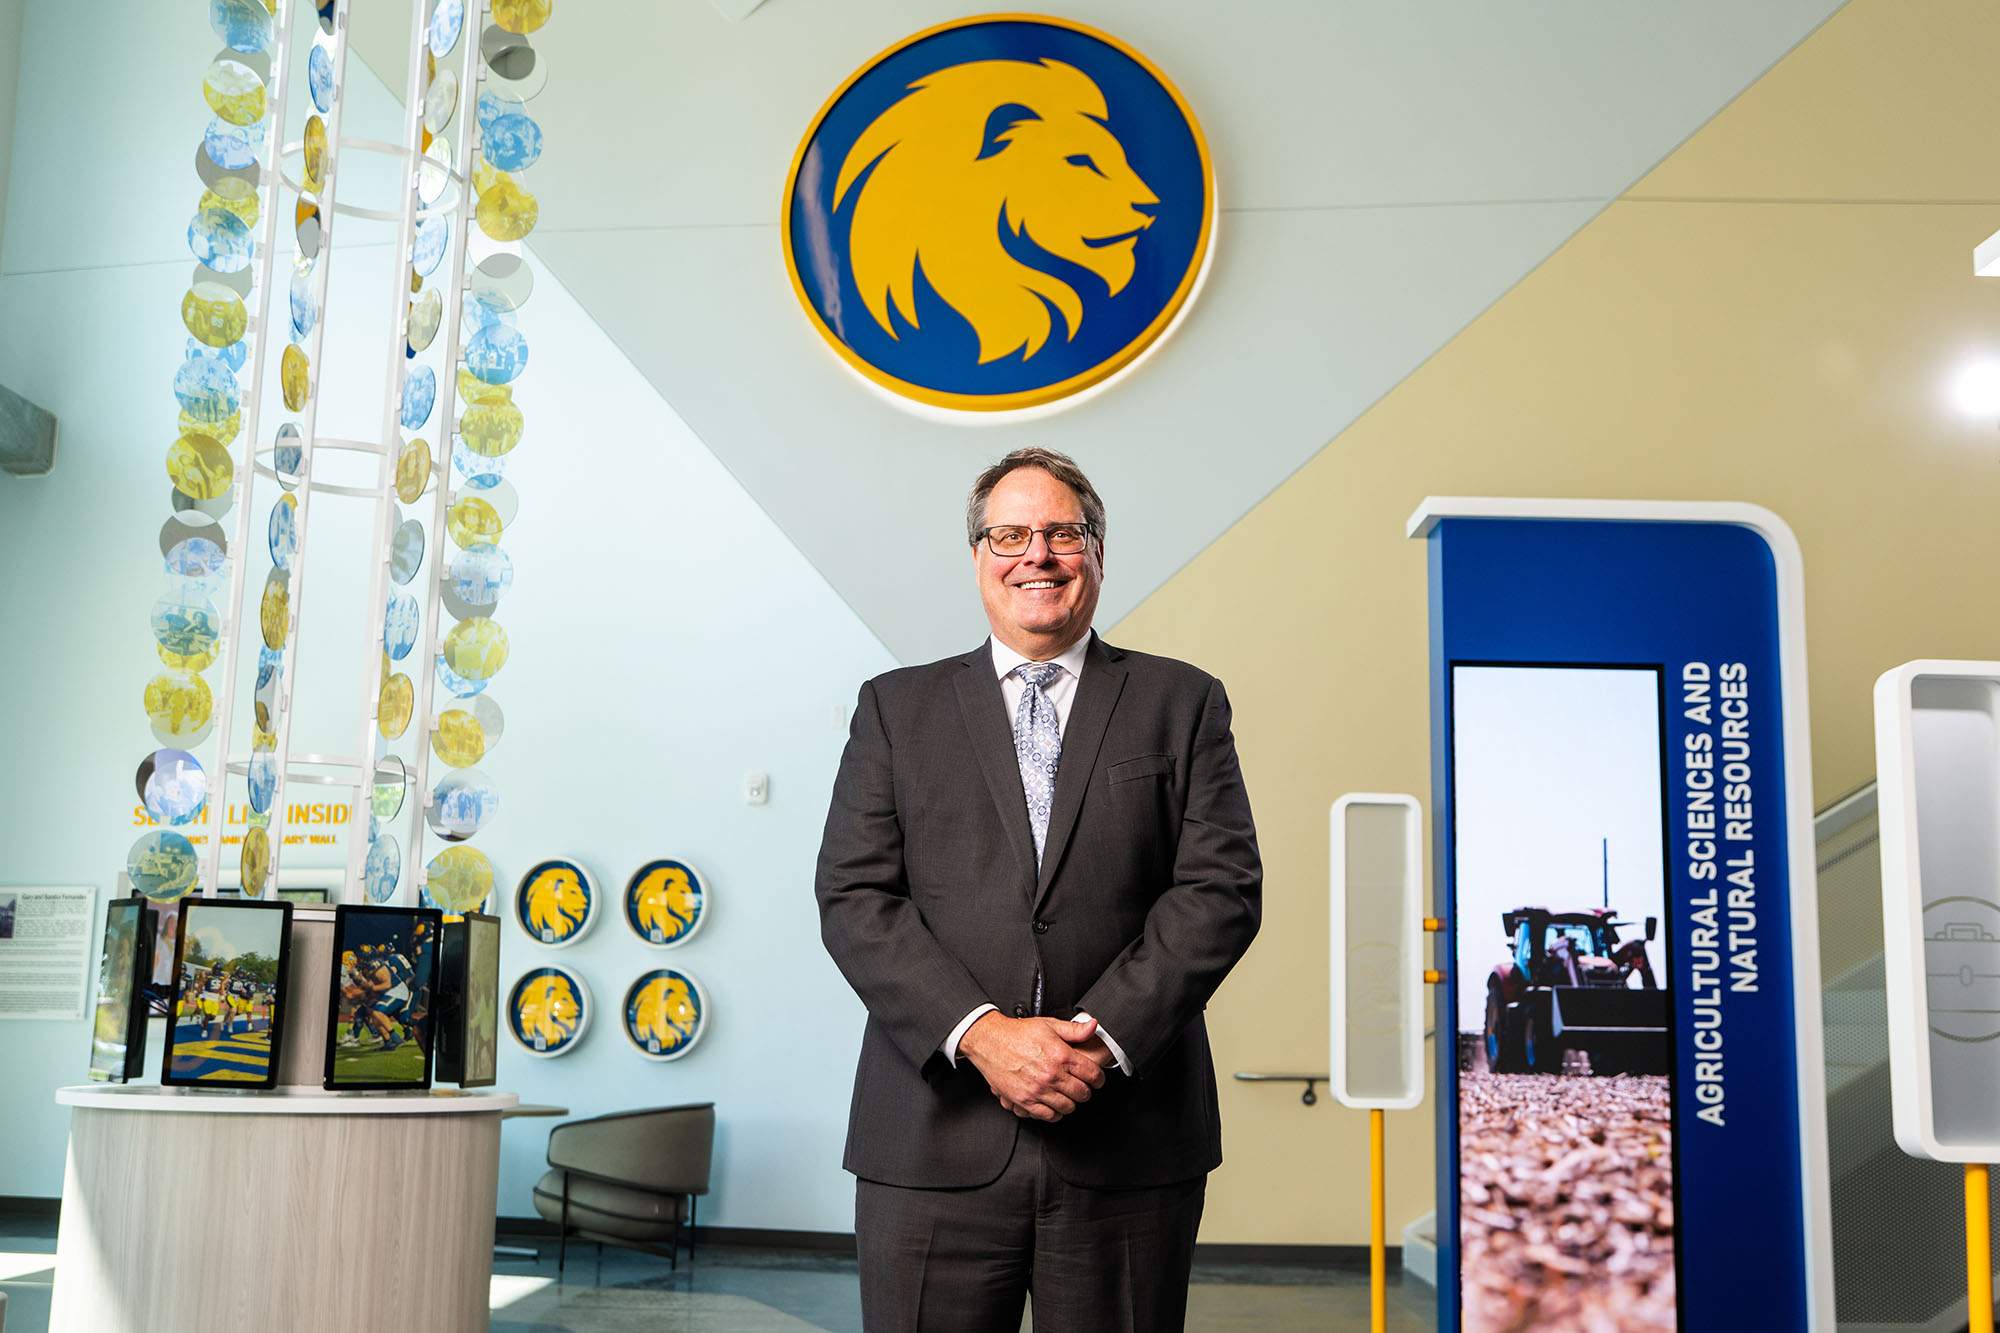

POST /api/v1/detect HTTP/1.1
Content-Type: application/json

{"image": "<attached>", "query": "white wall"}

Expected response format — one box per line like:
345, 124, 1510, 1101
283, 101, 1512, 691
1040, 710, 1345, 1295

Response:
0, 3, 893, 1232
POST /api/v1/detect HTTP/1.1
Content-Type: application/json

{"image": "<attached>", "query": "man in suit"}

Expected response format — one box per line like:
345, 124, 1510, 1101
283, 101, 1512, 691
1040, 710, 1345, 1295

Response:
816, 447, 1262, 1332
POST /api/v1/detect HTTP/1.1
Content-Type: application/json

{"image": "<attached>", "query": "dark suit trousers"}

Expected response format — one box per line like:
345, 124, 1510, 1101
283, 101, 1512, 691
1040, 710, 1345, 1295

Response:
855, 1134, 1206, 1333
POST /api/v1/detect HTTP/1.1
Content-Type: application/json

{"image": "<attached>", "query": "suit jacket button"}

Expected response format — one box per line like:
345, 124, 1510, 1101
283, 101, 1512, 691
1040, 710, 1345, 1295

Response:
1012, 1003, 1026, 1018
1033, 920, 1049, 934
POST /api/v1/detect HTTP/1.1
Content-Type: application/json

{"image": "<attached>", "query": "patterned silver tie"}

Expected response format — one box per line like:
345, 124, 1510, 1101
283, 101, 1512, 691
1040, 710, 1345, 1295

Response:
1013, 662, 1064, 865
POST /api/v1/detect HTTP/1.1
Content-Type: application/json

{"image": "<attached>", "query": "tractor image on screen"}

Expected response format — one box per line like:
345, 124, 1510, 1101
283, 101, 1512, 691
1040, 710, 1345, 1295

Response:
1482, 907, 1668, 1075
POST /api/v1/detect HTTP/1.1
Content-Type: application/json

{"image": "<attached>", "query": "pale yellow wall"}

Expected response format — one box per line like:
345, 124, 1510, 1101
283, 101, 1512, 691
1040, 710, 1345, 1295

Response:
1112, 0, 2000, 1244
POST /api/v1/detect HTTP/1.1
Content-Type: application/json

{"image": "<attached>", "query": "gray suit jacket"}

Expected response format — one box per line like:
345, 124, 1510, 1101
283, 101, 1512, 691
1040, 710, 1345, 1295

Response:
815, 633, 1261, 1190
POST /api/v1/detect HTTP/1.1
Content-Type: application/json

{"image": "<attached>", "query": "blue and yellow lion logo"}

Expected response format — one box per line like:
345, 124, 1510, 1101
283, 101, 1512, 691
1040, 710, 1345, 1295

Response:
517, 860, 593, 945
626, 970, 705, 1059
785, 18, 1212, 412
512, 969, 584, 1053
626, 860, 705, 945
836, 59, 1157, 366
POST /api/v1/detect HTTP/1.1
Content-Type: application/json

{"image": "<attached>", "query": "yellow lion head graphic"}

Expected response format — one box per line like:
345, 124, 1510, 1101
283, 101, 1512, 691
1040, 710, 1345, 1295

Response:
633, 866, 700, 943
525, 866, 589, 940
633, 976, 699, 1053
835, 58, 1158, 365
518, 974, 580, 1046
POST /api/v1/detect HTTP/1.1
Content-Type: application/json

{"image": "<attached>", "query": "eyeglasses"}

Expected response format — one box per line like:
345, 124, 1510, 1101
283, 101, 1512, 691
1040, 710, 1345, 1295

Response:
976, 523, 1094, 557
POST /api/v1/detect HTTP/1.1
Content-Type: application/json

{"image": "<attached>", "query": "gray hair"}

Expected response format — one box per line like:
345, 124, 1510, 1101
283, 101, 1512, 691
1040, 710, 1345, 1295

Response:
964, 448, 1107, 546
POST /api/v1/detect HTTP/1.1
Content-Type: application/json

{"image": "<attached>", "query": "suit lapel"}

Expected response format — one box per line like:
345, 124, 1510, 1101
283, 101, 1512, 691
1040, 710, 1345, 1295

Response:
953, 644, 1039, 888
1034, 636, 1127, 910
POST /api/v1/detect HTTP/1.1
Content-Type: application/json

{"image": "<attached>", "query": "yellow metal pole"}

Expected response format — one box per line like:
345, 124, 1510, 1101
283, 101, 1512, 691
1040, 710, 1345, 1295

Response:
1371, 1107, 1387, 1333
1970, 1163, 1994, 1333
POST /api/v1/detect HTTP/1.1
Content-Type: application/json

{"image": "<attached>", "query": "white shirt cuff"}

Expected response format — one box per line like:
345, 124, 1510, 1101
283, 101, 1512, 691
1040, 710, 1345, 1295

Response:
941, 1003, 997, 1066
1073, 1011, 1133, 1076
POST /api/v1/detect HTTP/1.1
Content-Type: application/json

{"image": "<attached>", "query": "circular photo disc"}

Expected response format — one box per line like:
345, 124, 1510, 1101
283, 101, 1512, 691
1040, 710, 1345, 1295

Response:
429, 0, 465, 56
508, 966, 589, 1057
401, 364, 438, 430
460, 401, 523, 459
141, 748, 207, 826
441, 617, 509, 681
302, 114, 329, 192
203, 56, 267, 125
431, 707, 486, 767
408, 287, 443, 353
269, 493, 297, 570
447, 493, 504, 548
383, 590, 421, 660
625, 859, 709, 947
145, 670, 215, 739
470, 251, 534, 313
253, 656, 281, 732
372, 754, 409, 819
281, 343, 311, 412
203, 116, 265, 172
272, 421, 305, 491
183, 282, 248, 348
240, 824, 271, 897
464, 323, 529, 386
448, 544, 513, 608
247, 739, 278, 815
423, 69, 459, 135
414, 213, 450, 278
260, 568, 290, 649
428, 768, 498, 841
152, 586, 223, 661
515, 859, 597, 947
308, 39, 335, 112
378, 672, 414, 739
390, 517, 425, 585
396, 437, 432, 503
364, 832, 401, 903
475, 178, 539, 243
127, 830, 200, 902
482, 24, 549, 99
210, 0, 272, 53
291, 264, 317, 341
173, 355, 242, 427
623, 968, 709, 1060
419, 139, 454, 206
483, 111, 543, 173
167, 431, 234, 501
427, 844, 494, 913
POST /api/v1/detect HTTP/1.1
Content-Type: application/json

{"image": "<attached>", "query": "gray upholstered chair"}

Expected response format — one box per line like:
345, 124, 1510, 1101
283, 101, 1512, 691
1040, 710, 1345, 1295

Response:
531, 1102, 716, 1274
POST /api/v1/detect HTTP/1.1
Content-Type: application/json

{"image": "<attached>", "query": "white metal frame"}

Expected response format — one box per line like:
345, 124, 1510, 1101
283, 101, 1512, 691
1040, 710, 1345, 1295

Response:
1874, 658, 2000, 1163
1328, 792, 1425, 1110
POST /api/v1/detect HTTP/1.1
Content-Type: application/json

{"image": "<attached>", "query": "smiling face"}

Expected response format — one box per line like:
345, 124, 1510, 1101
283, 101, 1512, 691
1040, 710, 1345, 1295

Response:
974, 467, 1104, 660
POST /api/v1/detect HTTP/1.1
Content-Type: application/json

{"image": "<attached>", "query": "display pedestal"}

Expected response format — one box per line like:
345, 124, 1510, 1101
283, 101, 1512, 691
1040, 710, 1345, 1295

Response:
48, 1085, 519, 1333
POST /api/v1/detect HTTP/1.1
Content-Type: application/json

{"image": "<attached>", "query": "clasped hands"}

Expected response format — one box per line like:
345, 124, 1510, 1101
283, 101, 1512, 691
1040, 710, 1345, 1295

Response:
959, 1012, 1115, 1122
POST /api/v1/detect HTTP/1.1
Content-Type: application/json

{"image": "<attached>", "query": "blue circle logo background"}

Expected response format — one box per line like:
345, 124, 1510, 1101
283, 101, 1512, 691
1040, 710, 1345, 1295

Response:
785, 18, 1212, 409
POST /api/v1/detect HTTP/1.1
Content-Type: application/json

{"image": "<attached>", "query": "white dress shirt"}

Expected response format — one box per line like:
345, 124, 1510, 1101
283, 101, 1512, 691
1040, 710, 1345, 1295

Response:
940, 636, 1133, 1077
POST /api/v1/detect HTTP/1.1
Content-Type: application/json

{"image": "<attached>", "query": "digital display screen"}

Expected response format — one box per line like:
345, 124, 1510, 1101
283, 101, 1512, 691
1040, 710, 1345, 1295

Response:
161, 898, 292, 1088
88, 901, 150, 1083
1451, 664, 1680, 1332
433, 912, 501, 1088
324, 905, 442, 1091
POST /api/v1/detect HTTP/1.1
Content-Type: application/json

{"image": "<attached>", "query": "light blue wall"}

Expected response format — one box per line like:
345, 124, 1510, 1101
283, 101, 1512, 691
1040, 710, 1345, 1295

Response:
0, 4, 893, 1232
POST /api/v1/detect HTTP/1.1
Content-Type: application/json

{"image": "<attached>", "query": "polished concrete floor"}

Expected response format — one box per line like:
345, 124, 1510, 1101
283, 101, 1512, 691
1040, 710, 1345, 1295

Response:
0, 1214, 1438, 1331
